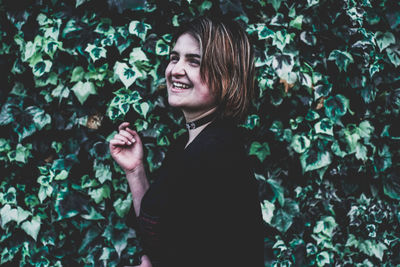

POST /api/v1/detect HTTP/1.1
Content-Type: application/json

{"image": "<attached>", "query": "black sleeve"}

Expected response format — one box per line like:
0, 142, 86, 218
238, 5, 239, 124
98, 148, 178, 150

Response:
167, 136, 264, 267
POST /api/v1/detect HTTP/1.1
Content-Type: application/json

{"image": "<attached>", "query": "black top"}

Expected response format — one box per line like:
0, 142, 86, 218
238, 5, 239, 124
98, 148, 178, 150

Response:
138, 118, 264, 267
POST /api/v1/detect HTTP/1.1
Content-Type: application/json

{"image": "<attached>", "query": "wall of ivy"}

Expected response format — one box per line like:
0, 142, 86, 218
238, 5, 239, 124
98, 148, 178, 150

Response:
0, 0, 399, 266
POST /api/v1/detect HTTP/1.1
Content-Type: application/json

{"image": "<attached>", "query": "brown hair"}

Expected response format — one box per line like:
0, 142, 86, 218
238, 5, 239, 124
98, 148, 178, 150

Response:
171, 16, 255, 121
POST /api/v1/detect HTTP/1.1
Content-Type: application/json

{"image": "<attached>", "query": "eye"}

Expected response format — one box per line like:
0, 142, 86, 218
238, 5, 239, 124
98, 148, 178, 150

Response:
169, 55, 179, 62
189, 59, 200, 66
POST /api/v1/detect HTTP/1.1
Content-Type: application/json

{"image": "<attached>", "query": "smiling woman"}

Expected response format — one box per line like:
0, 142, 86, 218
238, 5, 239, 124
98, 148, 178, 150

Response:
110, 16, 264, 267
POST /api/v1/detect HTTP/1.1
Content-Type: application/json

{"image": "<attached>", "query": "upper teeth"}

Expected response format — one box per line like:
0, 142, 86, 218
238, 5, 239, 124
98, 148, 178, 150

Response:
173, 82, 190, 89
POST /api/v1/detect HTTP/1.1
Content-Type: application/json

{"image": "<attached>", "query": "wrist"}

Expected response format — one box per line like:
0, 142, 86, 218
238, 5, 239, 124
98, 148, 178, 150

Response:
125, 163, 145, 177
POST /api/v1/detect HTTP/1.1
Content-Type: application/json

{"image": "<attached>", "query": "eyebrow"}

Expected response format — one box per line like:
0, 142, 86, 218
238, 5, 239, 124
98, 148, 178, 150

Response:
170, 50, 201, 59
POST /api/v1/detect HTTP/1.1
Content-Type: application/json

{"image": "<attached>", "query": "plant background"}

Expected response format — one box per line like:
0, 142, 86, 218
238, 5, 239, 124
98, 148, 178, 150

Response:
1, 0, 400, 266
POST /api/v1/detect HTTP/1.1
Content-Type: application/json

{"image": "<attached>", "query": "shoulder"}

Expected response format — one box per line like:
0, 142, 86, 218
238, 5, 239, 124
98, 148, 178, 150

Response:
189, 118, 244, 158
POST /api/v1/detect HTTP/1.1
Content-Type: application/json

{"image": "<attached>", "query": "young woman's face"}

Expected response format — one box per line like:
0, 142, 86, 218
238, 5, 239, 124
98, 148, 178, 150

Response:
165, 33, 217, 119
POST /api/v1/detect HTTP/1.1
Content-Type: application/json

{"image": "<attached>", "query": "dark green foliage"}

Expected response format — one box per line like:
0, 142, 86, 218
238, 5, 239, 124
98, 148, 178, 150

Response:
0, 0, 399, 266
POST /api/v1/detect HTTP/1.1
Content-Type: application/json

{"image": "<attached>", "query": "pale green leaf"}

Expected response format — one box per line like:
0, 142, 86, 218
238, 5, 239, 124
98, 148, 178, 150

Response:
71, 81, 97, 105
21, 216, 41, 241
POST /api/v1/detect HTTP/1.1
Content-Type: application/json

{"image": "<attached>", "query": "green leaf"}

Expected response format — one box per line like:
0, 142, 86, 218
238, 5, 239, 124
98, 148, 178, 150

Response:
260, 200, 275, 224
94, 162, 112, 184
271, 198, 299, 232
328, 50, 354, 72
155, 39, 169, 56
383, 172, 400, 200
33, 60, 52, 77
291, 134, 311, 153
85, 44, 107, 62
54, 170, 69, 180
375, 31, 396, 51
114, 62, 141, 88
128, 21, 151, 41
249, 141, 270, 162
300, 149, 331, 172
89, 185, 111, 204
267, 0, 282, 11
267, 179, 285, 206
0, 187, 17, 205
240, 114, 260, 130
21, 216, 41, 241
315, 118, 333, 136
113, 195, 132, 217
133, 102, 150, 118
129, 47, 149, 64
38, 185, 53, 203
71, 66, 85, 82
0, 204, 18, 227
81, 207, 105, 220
256, 24, 274, 40
386, 46, 400, 67
71, 81, 97, 105
324, 94, 350, 122
289, 15, 303, 30
316, 251, 331, 267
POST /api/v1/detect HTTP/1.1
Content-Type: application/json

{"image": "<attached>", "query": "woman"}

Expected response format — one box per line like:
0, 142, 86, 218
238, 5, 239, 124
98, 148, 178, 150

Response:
109, 17, 264, 267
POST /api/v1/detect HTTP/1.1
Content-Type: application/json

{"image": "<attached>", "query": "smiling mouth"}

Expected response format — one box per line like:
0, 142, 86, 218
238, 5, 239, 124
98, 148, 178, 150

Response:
172, 82, 191, 89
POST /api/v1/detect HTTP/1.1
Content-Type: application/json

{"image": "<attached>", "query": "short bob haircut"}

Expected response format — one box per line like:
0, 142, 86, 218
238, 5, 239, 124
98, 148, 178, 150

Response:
170, 16, 255, 121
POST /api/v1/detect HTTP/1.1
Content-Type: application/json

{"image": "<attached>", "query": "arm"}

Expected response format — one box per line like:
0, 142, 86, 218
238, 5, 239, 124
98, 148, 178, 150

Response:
109, 122, 149, 215
109, 122, 152, 267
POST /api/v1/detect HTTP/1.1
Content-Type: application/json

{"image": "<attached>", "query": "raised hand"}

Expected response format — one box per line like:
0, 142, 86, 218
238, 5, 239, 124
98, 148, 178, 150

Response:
109, 122, 144, 174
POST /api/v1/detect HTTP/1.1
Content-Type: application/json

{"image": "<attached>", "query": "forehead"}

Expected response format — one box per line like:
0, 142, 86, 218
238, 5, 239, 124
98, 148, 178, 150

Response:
171, 33, 201, 55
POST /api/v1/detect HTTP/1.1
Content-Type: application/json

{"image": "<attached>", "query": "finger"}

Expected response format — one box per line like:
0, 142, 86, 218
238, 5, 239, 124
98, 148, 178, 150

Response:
126, 128, 142, 144
118, 122, 130, 131
119, 130, 135, 142
113, 134, 133, 145
109, 139, 126, 146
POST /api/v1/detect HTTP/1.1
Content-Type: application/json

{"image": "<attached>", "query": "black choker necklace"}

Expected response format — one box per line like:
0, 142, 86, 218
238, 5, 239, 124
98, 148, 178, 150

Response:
186, 112, 217, 130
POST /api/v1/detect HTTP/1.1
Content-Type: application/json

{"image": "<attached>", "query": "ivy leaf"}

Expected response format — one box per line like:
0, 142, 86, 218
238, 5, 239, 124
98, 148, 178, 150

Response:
240, 114, 260, 130
89, 185, 111, 204
256, 24, 274, 40
129, 47, 149, 65
0, 204, 18, 227
33, 60, 52, 77
113, 195, 132, 218
300, 149, 332, 172
300, 31, 317, 46
71, 66, 85, 82
114, 61, 141, 88
71, 81, 97, 105
328, 50, 354, 72
0, 187, 17, 205
128, 21, 151, 41
261, 200, 275, 224
94, 162, 112, 184
315, 118, 333, 136
21, 216, 41, 241
291, 134, 311, 153
85, 44, 107, 62
249, 141, 270, 162
375, 31, 396, 51
386, 46, 400, 67
270, 198, 299, 232
133, 102, 150, 118
267, 0, 282, 11
155, 39, 169, 56
324, 94, 350, 122
289, 15, 303, 30
383, 172, 400, 200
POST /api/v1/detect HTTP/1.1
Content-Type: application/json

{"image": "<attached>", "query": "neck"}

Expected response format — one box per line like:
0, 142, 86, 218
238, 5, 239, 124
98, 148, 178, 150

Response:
183, 107, 218, 148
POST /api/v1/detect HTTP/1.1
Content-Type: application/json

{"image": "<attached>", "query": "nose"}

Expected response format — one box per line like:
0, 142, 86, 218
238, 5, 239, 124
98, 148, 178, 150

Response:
171, 59, 185, 76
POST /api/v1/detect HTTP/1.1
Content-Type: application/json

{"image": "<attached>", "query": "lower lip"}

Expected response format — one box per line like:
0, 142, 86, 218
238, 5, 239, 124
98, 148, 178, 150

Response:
171, 86, 191, 93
